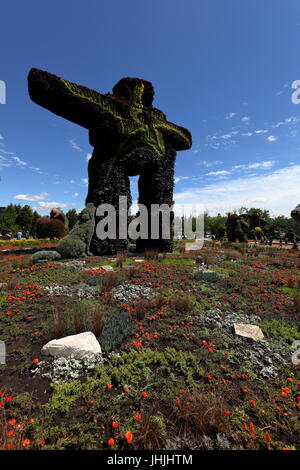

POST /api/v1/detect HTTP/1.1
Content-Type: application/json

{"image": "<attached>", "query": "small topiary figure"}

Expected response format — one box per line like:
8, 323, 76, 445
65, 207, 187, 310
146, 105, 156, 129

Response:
226, 211, 249, 242
50, 207, 69, 232
56, 203, 96, 258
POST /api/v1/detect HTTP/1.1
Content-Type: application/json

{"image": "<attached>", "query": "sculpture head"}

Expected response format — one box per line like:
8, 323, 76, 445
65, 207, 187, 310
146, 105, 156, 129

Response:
291, 204, 300, 222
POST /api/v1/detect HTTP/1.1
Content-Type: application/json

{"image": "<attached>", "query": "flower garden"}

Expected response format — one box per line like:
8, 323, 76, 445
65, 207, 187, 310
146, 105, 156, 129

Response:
0, 242, 299, 450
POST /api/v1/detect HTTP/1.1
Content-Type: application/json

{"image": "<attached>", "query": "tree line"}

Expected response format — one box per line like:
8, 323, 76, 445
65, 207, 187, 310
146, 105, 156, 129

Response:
0, 204, 78, 236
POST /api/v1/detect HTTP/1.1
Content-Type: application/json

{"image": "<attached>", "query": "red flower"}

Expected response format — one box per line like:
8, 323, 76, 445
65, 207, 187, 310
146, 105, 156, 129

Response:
112, 421, 119, 429
141, 391, 147, 397
125, 431, 133, 444
223, 409, 230, 415
22, 439, 30, 447
264, 433, 271, 443
107, 383, 113, 389
107, 438, 115, 446
135, 413, 141, 421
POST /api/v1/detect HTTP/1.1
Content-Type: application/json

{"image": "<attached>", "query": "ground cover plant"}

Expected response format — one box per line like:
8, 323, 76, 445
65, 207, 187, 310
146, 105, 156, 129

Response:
0, 243, 299, 450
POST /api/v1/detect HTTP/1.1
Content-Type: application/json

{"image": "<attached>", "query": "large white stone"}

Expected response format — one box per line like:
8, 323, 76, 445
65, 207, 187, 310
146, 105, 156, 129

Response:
234, 323, 264, 341
101, 265, 115, 272
41, 332, 101, 359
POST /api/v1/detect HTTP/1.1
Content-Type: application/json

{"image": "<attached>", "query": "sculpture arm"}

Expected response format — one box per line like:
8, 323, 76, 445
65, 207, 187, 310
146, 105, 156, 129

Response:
28, 68, 123, 130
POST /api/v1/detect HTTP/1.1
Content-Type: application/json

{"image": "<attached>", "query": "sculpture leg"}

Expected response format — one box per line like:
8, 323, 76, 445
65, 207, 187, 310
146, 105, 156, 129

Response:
135, 145, 176, 253
86, 149, 131, 255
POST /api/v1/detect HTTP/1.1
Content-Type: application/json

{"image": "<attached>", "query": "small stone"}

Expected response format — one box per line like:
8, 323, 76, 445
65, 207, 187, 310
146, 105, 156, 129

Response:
41, 331, 101, 359
234, 323, 264, 341
101, 265, 114, 272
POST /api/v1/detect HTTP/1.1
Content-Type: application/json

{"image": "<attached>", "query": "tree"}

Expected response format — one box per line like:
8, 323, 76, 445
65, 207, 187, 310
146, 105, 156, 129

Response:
66, 209, 78, 230
16, 205, 33, 232
0, 204, 18, 233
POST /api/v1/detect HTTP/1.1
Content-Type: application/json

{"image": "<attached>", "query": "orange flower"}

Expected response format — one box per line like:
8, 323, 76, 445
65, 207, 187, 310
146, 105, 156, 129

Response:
8, 419, 16, 426
107, 383, 113, 389
124, 388, 130, 393
125, 431, 133, 444
22, 439, 30, 447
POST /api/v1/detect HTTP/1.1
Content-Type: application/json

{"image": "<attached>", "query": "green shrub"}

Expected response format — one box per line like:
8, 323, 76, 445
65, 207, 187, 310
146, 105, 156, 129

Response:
100, 311, 131, 353
259, 319, 300, 344
31, 250, 61, 263
194, 269, 223, 282
56, 238, 86, 259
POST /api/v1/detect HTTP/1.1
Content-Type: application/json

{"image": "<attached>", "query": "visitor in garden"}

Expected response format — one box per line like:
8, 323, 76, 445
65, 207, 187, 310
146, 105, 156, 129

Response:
25, 231, 30, 239
17, 230, 22, 240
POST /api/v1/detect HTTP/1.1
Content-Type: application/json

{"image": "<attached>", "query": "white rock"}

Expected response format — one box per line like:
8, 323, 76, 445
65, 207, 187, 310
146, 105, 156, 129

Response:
101, 265, 115, 272
41, 332, 101, 359
234, 323, 264, 341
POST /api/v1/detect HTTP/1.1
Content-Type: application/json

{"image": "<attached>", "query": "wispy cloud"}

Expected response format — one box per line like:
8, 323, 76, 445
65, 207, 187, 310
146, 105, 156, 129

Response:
197, 160, 223, 167
226, 112, 237, 119
14, 192, 49, 202
12, 156, 27, 166
69, 139, 82, 152
266, 135, 277, 142
174, 164, 300, 216
206, 170, 231, 176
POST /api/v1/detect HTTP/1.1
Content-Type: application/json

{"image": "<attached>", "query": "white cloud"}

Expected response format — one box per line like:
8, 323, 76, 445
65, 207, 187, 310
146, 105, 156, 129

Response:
38, 201, 68, 209
86, 153, 92, 161
12, 156, 27, 166
255, 130, 268, 134
241, 116, 250, 122
266, 135, 277, 142
241, 132, 253, 137
226, 112, 237, 119
69, 139, 81, 152
174, 164, 300, 216
197, 160, 223, 167
14, 192, 49, 202
206, 170, 231, 176
174, 177, 180, 184
81, 178, 88, 185
73, 192, 79, 197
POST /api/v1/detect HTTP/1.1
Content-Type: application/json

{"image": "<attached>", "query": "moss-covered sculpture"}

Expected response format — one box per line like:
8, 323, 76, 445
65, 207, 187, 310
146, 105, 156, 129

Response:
291, 204, 300, 222
56, 203, 96, 258
226, 211, 249, 242
28, 69, 192, 255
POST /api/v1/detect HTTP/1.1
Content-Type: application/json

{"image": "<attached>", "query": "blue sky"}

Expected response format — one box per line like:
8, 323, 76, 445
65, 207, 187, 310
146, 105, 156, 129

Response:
0, 0, 300, 216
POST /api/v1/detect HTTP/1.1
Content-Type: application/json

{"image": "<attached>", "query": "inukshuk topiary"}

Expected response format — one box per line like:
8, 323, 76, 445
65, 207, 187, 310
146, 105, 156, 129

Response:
28, 69, 192, 255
